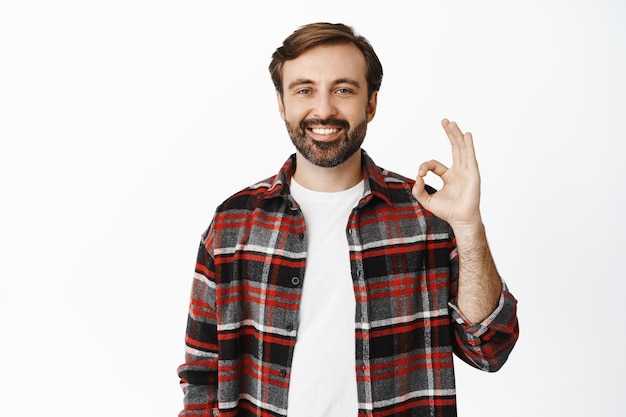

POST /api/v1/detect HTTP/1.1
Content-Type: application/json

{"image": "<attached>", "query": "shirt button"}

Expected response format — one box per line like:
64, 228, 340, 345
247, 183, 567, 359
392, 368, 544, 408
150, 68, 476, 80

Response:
280, 370, 287, 378
291, 276, 300, 286
298, 232, 304, 240
286, 324, 293, 332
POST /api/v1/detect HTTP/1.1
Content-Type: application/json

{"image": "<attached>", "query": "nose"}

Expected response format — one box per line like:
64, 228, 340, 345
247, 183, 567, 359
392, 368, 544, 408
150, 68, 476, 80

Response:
311, 92, 338, 120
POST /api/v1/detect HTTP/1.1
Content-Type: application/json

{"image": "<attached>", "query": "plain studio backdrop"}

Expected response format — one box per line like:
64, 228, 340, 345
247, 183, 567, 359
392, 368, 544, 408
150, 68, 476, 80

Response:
1, 1, 624, 415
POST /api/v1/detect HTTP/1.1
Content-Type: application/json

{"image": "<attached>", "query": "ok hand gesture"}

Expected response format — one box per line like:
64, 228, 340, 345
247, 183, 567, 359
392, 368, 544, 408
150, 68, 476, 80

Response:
412, 119, 482, 230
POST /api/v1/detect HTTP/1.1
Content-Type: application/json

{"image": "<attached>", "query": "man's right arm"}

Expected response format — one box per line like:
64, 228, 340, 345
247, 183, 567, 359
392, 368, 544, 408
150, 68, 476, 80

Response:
177, 229, 219, 416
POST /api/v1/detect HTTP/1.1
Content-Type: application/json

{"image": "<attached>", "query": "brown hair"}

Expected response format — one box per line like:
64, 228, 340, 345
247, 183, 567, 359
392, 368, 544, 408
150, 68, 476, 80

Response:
269, 22, 383, 99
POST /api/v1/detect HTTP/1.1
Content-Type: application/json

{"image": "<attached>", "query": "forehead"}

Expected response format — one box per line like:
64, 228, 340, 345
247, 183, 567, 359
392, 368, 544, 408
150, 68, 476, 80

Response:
281, 43, 367, 86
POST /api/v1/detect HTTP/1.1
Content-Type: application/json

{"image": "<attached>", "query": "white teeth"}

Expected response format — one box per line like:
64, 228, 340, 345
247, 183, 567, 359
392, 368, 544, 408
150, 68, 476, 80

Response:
311, 128, 339, 135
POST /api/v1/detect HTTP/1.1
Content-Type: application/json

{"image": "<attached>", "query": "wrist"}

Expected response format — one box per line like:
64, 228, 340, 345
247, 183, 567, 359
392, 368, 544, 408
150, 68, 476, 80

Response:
450, 218, 484, 240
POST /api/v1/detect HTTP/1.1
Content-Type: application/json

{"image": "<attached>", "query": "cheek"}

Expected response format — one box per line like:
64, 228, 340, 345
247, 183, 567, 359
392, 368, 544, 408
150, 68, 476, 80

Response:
344, 101, 371, 119
282, 106, 307, 124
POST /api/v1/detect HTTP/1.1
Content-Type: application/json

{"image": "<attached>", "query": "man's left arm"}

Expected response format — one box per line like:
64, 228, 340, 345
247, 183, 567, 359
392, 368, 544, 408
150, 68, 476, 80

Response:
412, 119, 519, 369
446, 224, 519, 371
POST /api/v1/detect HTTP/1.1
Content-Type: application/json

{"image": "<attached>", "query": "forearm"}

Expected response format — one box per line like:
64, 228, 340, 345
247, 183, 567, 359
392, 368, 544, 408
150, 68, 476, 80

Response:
453, 221, 502, 324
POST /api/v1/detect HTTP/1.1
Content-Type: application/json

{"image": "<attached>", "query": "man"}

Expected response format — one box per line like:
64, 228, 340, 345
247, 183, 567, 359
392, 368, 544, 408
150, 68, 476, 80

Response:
177, 22, 519, 417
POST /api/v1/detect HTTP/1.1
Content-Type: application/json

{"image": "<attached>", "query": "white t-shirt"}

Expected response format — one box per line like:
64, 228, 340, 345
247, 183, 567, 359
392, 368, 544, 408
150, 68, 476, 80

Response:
287, 178, 364, 417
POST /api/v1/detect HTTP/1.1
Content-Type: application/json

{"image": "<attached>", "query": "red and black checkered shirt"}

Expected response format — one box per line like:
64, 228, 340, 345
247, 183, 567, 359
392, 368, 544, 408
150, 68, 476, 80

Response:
177, 150, 519, 417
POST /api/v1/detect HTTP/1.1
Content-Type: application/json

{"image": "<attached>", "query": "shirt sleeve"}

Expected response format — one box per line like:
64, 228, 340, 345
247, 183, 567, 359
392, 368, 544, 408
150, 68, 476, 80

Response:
177, 225, 219, 416
448, 278, 519, 372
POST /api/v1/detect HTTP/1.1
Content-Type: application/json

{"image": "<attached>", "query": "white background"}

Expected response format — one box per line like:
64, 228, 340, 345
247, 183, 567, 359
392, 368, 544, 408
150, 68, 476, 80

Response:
1, 1, 625, 415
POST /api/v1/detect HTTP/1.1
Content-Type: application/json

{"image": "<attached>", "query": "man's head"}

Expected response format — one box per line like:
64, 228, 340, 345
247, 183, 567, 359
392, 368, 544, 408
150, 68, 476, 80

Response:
269, 22, 383, 100
270, 23, 383, 168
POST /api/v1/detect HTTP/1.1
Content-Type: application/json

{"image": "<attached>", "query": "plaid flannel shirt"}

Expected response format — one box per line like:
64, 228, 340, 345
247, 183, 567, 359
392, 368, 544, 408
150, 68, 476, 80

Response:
178, 150, 519, 417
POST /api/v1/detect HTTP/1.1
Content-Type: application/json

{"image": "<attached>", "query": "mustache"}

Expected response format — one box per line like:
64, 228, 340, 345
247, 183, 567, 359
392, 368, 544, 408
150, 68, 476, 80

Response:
300, 118, 350, 130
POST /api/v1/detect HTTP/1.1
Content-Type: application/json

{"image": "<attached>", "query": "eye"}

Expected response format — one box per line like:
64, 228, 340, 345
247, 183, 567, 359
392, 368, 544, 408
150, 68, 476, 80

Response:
336, 88, 352, 95
296, 88, 311, 95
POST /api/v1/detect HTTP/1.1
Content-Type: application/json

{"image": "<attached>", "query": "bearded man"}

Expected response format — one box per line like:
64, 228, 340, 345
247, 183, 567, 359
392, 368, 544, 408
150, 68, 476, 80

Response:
177, 22, 519, 417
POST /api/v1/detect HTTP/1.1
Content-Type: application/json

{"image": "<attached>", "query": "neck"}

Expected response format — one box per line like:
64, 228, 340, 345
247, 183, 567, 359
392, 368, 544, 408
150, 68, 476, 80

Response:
293, 149, 363, 192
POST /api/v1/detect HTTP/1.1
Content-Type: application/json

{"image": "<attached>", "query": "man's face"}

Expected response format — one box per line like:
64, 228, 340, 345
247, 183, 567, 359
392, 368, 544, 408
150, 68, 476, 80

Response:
277, 43, 377, 168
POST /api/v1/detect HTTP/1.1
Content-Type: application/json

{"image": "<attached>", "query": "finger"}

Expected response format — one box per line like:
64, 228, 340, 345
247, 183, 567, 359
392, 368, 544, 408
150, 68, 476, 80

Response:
441, 119, 464, 165
462, 131, 478, 169
412, 173, 436, 209
412, 173, 429, 202
442, 119, 478, 168
448, 121, 478, 169
418, 159, 449, 178
442, 118, 465, 139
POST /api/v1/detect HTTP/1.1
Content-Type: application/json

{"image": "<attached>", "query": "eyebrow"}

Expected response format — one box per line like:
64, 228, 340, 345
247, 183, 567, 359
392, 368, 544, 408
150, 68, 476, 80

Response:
286, 78, 362, 90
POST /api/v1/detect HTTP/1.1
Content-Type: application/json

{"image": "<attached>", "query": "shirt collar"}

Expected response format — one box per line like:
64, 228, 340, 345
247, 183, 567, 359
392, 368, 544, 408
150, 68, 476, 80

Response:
263, 149, 393, 207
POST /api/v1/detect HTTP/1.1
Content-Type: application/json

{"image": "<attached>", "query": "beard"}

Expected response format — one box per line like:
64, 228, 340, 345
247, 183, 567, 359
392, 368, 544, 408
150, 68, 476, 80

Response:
285, 116, 368, 168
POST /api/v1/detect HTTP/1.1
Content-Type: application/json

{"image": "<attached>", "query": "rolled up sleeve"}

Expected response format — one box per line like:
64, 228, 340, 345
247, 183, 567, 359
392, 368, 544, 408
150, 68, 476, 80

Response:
448, 279, 519, 372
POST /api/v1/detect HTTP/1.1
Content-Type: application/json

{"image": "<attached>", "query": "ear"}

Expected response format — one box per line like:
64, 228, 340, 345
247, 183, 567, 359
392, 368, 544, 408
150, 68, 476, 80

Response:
366, 91, 378, 122
276, 91, 286, 121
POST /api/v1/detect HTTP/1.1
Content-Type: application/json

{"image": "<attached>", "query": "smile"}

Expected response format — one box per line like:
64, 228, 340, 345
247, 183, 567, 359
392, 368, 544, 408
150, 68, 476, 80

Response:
309, 128, 340, 135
